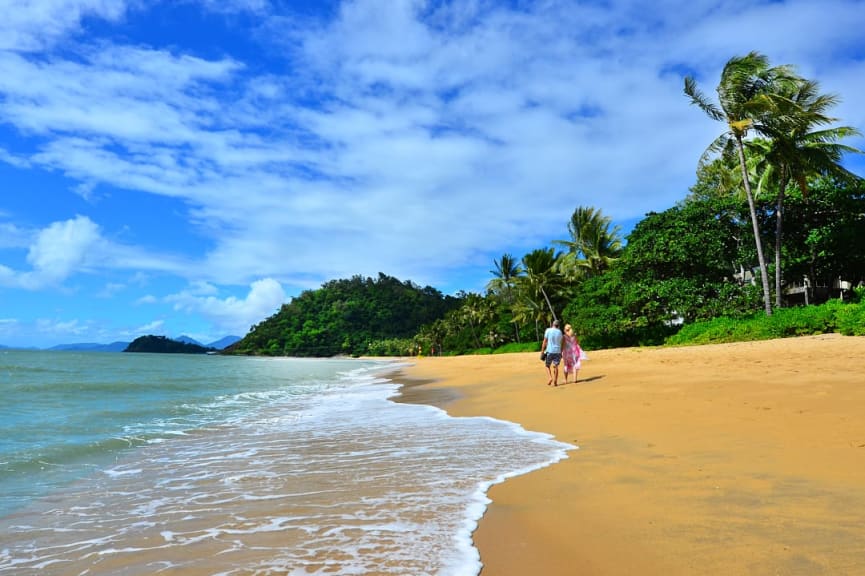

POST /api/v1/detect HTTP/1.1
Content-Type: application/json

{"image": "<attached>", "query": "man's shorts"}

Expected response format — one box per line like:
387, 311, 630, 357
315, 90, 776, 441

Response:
545, 352, 562, 367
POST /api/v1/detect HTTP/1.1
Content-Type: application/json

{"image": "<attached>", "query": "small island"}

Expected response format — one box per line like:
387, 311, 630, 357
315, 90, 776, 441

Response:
124, 335, 215, 354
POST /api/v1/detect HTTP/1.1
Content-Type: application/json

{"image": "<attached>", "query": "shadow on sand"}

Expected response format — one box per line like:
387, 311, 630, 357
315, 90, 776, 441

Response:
558, 375, 604, 387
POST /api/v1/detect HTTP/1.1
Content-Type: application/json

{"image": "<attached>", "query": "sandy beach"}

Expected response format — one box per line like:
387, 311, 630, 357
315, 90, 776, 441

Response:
398, 334, 865, 575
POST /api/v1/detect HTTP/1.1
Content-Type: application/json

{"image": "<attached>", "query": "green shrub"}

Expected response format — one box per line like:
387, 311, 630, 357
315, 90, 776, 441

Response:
835, 301, 865, 335
666, 298, 865, 345
760, 304, 836, 337
367, 338, 415, 356
462, 347, 492, 355
493, 342, 540, 354
666, 315, 757, 345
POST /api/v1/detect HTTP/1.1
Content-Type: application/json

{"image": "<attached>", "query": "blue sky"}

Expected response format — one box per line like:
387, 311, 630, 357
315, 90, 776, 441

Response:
1, 0, 864, 348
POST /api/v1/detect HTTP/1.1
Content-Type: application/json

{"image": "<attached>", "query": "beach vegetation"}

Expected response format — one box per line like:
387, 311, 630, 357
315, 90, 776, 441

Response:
681, 52, 863, 319
665, 296, 865, 345
367, 338, 416, 357
492, 342, 540, 354
748, 79, 862, 310
684, 51, 797, 316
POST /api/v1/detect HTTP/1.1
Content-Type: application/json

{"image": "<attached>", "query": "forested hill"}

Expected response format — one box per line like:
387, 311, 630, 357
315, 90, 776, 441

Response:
228, 273, 462, 357
124, 335, 213, 354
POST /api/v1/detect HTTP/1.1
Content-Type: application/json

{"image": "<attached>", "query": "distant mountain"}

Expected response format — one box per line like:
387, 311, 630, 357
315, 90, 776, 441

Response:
33, 336, 240, 353
48, 341, 130, 352
206, 335, 242, 350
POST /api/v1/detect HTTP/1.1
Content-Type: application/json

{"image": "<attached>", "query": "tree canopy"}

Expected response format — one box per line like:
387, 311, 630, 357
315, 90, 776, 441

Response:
229, 273, 462, 357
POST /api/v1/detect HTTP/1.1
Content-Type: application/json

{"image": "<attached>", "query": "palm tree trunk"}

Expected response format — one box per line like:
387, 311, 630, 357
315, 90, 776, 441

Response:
774, 174, 790, 309
467, 317, 481, 349
539, 287, 557, 322
736, 136, 773, 316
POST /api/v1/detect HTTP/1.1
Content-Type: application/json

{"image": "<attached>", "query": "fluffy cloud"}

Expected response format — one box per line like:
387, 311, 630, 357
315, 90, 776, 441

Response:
165, 278, 288, 335
132, 319, 165, 335
0, 0, 128, 52
25, 215, 101, 282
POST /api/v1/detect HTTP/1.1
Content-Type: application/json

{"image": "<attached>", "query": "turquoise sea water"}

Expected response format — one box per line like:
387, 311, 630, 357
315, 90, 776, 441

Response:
0, 350, 572, 575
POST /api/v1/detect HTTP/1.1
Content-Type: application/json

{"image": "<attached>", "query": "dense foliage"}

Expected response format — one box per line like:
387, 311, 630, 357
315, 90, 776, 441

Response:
124, 335, 213, 354
230, 273, 461, 356
666, 287, 864, 344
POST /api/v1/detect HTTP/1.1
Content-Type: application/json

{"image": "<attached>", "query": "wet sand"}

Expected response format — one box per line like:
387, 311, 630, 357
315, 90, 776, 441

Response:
397, 334, 865, 575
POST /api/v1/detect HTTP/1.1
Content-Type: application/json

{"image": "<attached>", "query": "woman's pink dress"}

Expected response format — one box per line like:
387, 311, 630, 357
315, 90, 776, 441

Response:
563, 335, 581, 375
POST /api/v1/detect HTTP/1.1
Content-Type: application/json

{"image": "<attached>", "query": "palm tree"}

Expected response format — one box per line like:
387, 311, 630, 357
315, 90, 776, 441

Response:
511, 297, 546, 341
487, 253, 524, 342
554, 206, 623, 280
459, 292, 492, 349
520, 248, 561, 323
752, 78, 862, 307
487, 253, 523, 300
685, 51, 797, 315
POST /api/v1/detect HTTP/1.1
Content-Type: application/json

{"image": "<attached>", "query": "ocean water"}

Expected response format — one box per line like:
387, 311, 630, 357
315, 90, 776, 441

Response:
0, 350, 572, 575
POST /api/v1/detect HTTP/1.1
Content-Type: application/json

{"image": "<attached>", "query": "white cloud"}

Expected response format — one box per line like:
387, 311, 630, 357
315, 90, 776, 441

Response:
35, 317, 89, 337
0, 146, 31, 168
97, 282, 125, 298
0, 0, 128, 52
133, 319, 165, 334
0, 318, 19, 338
165, 278, 288, 335
0, 216, 193, 289
0, 222, 29, 249
25, 215, 101, 282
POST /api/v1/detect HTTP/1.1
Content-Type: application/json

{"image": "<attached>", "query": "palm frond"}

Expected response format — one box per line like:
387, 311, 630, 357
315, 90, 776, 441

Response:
684, 76, 725, 122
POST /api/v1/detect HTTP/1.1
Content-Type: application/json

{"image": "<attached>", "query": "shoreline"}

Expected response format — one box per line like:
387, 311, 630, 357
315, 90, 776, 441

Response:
393, 334, 865, 575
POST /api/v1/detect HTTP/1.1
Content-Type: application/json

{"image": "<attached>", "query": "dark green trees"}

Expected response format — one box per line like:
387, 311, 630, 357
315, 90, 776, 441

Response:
231, 274, 460, 357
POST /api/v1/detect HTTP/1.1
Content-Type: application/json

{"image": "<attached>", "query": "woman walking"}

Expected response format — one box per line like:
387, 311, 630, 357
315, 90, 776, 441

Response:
562, 323, 582, 383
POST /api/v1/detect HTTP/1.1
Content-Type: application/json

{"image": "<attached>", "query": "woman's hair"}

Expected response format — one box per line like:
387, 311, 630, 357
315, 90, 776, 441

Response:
564, 324, 572, 333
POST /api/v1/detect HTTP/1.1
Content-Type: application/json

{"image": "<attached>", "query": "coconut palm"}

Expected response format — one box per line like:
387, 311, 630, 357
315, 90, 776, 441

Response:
554, 206, 623, 280
487, 253, 524, 342
684, 51, 797, 315
511, 296, 546, 342
487, 253, 523, 300
520, 248, 561, 322
751, 78, 863, 307
459, 292, 494, 349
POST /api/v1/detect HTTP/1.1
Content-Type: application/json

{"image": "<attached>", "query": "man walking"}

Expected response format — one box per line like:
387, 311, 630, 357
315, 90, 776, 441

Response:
541, 319, 564, 386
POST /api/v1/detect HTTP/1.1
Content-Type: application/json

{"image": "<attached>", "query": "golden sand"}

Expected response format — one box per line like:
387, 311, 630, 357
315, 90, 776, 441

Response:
398, 334, 865, 576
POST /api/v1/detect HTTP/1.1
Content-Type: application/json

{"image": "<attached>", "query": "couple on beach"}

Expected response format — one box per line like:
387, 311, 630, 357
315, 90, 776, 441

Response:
540, 319, 584, 387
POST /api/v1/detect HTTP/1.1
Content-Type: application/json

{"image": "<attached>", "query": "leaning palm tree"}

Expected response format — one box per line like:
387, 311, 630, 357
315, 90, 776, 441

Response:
684, 51, 798, 316
752, 78, 863, 307
519, 248, 561, 322
554, 206, 623, 280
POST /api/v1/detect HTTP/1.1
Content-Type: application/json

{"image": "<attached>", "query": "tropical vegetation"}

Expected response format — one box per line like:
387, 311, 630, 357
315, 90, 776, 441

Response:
229, 274, 461, 356
231, 52, 864, 358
